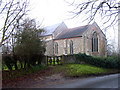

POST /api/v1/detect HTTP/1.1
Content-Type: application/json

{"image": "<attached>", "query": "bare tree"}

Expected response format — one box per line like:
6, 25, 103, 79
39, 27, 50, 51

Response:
65, 0, 119, 28
0, 0, 29, 47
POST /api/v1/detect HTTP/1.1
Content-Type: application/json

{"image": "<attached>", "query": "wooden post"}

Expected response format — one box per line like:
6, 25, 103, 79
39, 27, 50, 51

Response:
46, 56, 48, 66
61, 55, 65, 64
60, 56, 62, 65
56, 57, 59, 65
53, 56, 55, 66
50, 57, 52, 65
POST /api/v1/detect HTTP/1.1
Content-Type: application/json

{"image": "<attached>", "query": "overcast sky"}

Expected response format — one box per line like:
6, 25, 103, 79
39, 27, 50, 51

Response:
29, 0, 92, 27
28, 0, 118, 50
0, 0, 118, 51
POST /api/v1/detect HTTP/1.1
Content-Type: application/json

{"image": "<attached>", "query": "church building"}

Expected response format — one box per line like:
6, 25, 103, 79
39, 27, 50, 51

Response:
41, 22, 107, 57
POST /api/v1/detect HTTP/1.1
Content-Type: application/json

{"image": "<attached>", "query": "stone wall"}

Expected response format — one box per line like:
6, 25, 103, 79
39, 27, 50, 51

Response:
44, 40, 54, 56
82, 23, 107, 57
44, 55, 77, 65
62, 55, 76, 64
41, 35, 53, 41
54, 37, 82, 56
43, 22, 107, 57
53, 22, 68, 39
54, 23, 107, 57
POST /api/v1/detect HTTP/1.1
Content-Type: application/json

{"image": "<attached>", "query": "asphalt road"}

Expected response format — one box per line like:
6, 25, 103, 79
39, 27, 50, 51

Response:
46, 74, 119, 88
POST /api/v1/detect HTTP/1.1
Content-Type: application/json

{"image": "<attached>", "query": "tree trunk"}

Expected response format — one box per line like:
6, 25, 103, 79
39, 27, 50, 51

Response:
0, 43, 2, 47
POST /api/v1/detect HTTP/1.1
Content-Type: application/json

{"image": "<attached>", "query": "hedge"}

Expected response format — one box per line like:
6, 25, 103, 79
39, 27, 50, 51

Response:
74, 53, 120, 69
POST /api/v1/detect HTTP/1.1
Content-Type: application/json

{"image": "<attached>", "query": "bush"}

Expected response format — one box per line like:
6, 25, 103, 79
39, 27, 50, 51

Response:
2, 54, 16, 70
75, 53, 120, 69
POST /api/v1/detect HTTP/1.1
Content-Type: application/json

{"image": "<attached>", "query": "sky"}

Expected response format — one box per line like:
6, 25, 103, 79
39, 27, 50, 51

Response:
0, 0, 118, 51
28, 0, 118, 51
29, 0, 89, 27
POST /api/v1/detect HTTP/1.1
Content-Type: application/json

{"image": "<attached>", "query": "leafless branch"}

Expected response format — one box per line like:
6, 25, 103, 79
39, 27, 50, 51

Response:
0, 0, 29, 47
66, 0, 119, 29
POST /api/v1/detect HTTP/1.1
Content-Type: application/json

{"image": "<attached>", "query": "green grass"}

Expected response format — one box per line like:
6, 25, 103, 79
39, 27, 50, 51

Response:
53, 64, 116, 77
3, 63, 119, 81
2, 64, 48, 80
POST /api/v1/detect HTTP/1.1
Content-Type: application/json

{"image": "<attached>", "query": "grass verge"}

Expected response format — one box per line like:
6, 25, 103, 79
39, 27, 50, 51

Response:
53, 64, 119, 77
2, 64, 48, 81
2, 63, 119, 82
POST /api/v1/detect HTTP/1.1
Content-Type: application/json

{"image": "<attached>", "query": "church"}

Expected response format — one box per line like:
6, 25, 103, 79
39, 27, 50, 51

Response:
41, 22, 107, 57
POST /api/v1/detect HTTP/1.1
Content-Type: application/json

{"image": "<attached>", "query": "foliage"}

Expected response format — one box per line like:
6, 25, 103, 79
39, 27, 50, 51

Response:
14, 18, 46, 69
75, 53, 120, 69
2, 53, 18, 70
2, 64, 48, 80
2, 18, 46, 70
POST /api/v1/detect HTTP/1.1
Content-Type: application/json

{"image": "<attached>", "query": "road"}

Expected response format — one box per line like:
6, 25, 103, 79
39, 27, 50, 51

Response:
45, 74, 119, 88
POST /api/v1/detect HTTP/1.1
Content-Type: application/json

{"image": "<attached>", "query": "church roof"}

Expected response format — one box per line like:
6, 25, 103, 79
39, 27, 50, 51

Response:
55, 25, 90, 40
41, 23, 62, 36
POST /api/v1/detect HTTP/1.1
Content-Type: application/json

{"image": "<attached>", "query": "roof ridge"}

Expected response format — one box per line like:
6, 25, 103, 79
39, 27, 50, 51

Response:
55, 24, 90, 40
41, 22, 63, 36
44, 22, 62, 28
68, 24, 90, 30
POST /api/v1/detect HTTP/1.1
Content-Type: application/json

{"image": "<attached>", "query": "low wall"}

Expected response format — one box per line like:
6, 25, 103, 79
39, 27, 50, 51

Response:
44, 54, 78, 65
62, 55, 77, 64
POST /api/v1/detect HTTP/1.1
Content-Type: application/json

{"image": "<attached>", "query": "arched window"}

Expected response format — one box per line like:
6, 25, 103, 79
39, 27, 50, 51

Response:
55, 42, 58, 54
70, 40, 73, 54
92, 32, 98, 52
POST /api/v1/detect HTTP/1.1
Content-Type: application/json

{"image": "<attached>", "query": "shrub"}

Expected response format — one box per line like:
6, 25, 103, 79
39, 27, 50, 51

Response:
2, 54, 15, 70
75, 53, 119, 69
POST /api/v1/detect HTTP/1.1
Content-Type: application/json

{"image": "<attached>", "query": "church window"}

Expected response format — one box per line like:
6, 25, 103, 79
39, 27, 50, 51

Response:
70, 40, 74, 54
92, 32, 98, 52
65, 39, 67, 54
55, 42, 58, 54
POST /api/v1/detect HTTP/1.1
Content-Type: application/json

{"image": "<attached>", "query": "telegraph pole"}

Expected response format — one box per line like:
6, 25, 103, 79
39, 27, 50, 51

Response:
118, 2, 120, 57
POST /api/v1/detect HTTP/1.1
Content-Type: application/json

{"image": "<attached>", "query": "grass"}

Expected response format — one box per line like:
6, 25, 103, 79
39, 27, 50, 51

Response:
2, 64, 48, 80
3, 63, 119, 81
53, 64, 118, 77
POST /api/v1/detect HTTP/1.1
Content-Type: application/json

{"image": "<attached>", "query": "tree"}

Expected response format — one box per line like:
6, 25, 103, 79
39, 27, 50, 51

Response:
0, 0, 29, 47
14, 18, 45, 68
2, 44, 18, 70
66, 0, 119, 28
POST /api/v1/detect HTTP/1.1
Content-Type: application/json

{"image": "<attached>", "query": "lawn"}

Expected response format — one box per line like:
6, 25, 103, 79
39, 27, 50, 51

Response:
53, 64, 118, 77
2, 63, 119, 82
2, 64, 48, 81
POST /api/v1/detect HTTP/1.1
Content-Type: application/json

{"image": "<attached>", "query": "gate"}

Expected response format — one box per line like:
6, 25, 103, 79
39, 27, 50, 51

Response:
46, 56, 62, 66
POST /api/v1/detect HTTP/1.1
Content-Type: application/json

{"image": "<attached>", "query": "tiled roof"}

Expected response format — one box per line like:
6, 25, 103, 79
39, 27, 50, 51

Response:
55, 25, 90, 39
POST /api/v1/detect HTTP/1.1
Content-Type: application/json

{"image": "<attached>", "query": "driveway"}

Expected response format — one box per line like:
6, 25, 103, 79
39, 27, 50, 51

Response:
44, 74, 119, 88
